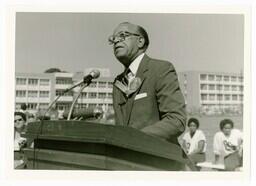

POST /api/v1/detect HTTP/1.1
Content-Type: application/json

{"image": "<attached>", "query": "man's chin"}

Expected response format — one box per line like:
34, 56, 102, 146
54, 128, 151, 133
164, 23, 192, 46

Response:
115, 55, 130, 67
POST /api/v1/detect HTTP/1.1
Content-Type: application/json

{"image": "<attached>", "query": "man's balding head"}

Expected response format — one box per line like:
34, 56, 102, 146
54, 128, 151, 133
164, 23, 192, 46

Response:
111, 22, 150, 67
117, 22, 150, 50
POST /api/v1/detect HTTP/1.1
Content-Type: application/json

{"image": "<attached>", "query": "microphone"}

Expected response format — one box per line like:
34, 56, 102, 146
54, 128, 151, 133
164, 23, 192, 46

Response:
63, 107, 103, 119
63, 69, 101, 94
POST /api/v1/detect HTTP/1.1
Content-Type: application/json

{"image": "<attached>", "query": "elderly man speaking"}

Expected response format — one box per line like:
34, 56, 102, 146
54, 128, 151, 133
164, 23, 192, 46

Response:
110, 22, 186, 144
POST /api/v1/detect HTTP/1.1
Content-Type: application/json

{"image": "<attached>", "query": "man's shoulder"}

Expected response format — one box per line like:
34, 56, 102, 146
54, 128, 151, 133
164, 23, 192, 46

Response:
147, 56, 175, 70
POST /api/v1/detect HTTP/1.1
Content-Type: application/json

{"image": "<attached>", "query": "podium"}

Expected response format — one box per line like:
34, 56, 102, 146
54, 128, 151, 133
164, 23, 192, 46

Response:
23, 121, 196, 170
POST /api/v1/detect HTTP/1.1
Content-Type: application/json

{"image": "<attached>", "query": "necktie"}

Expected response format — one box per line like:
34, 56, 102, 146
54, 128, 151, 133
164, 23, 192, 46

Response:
123, 68, 133, 86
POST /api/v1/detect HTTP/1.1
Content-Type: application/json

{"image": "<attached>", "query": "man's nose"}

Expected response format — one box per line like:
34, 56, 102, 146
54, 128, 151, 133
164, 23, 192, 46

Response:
113, 36, 121, 44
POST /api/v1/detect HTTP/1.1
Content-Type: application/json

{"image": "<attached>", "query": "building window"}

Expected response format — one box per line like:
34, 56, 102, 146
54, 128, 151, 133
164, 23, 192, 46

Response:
231, 76, 237, 82
77, 103, 87, 109
27, 103, 37, 110
56, 78, 72, 85
28, 91, 38, 97
16, 78, 27, 85
28, 78, 38, 86
98, 93, 106, 98
81, 92, 87, 98
201, 94, 207, 101
39, 91, 49, 98
56, 90, 72, 96
200, 84, 207, 90
88, 92, 97, 98
239, 95, 243, 101
223, 76, 230, 82
216, 75, 222, 81
88, 103, 97, 108
89, 82, 97, 88
98, 82, 106, 88
232, 95, 238, 100
209, 84, 215, 90
200, 74, 207, 81
56, 103, 70, 111
225, 95, 230, 101
108, 82, 113, 88
16, 90, 26, 97
224, 85, 230, 91
232, 85, 237, 91
217, 94, 223, 101
39, 103, 49, 109
108, 93, 113, 98
208, 75, 215, 81
40, 79, 50, 86
216, 85, 223, 91
239, 86, 243, 91
209, 94, 215, 100
238, 76, 243, 82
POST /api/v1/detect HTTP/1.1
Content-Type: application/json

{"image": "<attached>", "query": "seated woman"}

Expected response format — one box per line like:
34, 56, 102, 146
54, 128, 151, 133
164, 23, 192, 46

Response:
182, 118, 207, 166
213, 119, 243, 171
14, 112, 27, 169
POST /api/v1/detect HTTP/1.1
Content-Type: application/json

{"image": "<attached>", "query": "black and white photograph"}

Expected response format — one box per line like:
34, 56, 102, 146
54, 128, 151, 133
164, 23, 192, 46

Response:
1, 1, 255, 185
12, 11, 248, 172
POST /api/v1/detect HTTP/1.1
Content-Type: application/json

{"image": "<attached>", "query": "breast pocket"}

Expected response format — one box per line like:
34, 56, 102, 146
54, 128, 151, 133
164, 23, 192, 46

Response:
133, 95, 153, 117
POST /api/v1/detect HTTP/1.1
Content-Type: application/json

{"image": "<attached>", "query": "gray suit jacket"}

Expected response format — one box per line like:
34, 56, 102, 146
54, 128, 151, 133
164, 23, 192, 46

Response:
113, 54, 186, 144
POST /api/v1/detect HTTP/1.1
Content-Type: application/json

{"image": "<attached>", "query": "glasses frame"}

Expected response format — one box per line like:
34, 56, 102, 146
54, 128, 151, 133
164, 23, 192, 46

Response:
108, 31, 141, 45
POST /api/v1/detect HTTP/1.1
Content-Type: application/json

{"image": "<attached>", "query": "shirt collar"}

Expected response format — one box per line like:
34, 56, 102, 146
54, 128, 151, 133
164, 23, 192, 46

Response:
128, 53, 145, 76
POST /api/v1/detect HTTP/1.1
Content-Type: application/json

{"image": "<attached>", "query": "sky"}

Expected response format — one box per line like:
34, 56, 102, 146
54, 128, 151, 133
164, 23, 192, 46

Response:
15, 12, 244, 77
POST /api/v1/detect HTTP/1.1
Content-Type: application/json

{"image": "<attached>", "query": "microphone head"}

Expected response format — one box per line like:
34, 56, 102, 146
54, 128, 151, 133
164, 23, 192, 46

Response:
90, 70, 100, 79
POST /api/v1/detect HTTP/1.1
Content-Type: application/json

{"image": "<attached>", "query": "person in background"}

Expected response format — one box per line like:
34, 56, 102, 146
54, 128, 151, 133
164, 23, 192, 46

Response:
27, 113, 37, 123
182, 118, 206, 167
213, 119, 243, 171
14, 112, 27, 169
19, 103, 29, 122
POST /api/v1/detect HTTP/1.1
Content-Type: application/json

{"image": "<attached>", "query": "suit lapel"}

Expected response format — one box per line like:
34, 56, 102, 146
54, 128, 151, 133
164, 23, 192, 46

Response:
113, 75, 127, 125
125, 54, 150, 125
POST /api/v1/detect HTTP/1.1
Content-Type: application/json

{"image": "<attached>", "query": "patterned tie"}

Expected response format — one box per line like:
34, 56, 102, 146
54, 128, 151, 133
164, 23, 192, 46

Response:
123, 68, 133, 86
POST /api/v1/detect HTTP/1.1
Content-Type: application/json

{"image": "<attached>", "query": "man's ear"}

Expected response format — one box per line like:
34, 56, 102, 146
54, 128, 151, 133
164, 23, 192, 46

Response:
137, 37, 145, 49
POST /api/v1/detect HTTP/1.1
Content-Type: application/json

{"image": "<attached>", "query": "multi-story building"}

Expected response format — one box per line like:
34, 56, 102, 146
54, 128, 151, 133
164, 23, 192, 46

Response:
15, 72, 55, 114
178, 71, 244, 114
15, 69, 244, 116
15, 69, 114, 114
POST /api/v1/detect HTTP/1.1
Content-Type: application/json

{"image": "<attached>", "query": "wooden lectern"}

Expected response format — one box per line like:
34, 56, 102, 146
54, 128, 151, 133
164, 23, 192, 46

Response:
22, 121, 196, 170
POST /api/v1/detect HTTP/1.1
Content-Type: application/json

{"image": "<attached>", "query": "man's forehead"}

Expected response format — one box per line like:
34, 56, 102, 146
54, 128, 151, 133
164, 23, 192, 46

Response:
113, 23, 138, 34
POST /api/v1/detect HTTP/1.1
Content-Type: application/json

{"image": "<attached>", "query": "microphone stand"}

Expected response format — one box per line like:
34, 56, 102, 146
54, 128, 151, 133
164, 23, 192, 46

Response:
67, 82, 90, 120
33, 81, 82, 168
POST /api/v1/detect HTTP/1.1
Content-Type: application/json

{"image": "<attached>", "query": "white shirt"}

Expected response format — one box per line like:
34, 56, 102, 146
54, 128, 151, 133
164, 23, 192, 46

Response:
128, 53, 145, 76
182, 129, 207, 154
213, 129, 243, 157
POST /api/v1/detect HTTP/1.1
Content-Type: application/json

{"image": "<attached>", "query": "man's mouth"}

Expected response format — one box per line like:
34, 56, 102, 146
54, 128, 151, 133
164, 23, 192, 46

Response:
114, 46, 124, 50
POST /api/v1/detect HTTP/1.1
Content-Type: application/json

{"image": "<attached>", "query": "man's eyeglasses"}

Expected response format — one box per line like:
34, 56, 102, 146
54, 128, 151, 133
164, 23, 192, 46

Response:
108, 31, 141, 45
14, 118, 23, 122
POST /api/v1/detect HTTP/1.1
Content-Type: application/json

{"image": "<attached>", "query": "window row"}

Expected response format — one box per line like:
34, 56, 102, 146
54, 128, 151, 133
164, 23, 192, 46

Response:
201, 94, 243, 101
16, 90, 50, 98
16, 78, 50, 86
80, 92, 113, 99
77, 103, 113, 109
200, 74, 243, 82
16, 103, 49, 110
200, 84, 243, 91
88, 81, 113, 88
56, 78, 73, 85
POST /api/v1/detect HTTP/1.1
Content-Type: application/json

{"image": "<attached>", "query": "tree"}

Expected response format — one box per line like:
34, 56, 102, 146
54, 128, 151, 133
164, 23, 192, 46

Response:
44, 68, 62, 73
